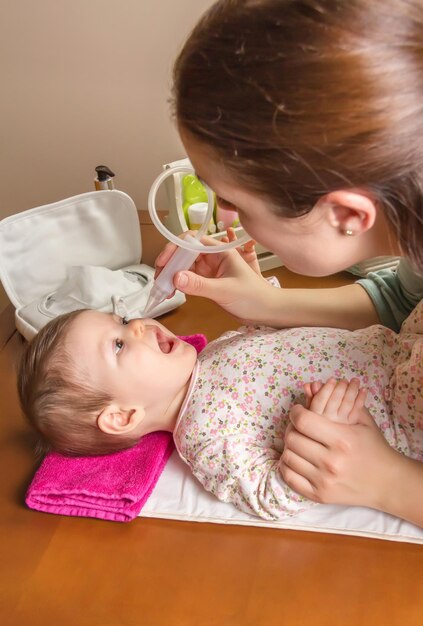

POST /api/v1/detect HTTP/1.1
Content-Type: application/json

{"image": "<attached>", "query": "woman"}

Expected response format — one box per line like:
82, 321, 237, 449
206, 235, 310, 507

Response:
156, 0, 423, 526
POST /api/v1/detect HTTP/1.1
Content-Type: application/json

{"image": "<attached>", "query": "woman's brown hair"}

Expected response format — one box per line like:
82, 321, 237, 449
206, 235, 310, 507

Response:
173, 0, 423, 269
18, 310, 138, 456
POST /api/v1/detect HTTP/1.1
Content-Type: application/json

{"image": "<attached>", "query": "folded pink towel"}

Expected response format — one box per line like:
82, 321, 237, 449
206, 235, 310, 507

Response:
25, 333, 208, 522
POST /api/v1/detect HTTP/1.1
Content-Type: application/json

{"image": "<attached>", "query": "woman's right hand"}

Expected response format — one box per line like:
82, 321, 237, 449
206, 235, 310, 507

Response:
154, 234, 276, 323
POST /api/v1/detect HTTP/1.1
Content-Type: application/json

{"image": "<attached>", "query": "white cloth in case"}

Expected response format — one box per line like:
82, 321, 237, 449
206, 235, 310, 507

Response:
42, 266, 145, 316
20, 264, 170, 330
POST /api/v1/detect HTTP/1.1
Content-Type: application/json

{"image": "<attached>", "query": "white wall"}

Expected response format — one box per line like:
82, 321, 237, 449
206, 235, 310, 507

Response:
0, 0, 213, 312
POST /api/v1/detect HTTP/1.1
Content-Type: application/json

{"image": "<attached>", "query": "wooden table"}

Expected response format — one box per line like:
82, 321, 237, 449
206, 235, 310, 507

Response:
1, 267, 422, 626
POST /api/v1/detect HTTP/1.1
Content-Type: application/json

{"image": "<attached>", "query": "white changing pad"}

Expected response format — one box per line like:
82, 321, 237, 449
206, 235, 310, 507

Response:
141, 451, 423, 545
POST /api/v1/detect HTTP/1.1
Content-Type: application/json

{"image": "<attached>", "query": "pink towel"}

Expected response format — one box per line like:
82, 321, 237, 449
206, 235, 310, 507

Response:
25, 333, 208, 522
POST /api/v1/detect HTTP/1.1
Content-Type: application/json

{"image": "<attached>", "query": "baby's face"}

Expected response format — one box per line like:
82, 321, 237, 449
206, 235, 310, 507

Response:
64, 310, 197, 419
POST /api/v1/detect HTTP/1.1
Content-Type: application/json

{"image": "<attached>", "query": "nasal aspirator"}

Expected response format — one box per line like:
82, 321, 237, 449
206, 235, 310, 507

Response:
143, 237, 203, 315
143, 165, 250, 316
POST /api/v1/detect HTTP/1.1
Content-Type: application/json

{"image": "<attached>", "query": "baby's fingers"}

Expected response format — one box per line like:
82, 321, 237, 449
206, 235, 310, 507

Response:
335, 378, 361, 423
308, 378, 337, 415
304, 383, 313, 409
303, 381, 323, 409
310, 381, 323, 395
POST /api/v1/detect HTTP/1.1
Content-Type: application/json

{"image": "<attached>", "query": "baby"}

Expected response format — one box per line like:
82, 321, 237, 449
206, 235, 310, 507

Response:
18, 305, 416, 521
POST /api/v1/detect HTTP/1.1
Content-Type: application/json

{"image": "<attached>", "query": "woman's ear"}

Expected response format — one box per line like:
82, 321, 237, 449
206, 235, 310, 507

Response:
321, 190, 378, 235
97, 404, 145, 436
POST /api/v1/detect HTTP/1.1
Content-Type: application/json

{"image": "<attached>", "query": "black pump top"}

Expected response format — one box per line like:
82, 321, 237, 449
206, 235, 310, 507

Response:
95, 165, 115, 181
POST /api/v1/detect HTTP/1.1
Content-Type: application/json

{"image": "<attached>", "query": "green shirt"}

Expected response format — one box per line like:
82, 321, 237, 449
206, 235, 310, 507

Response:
357, 258, 423, 332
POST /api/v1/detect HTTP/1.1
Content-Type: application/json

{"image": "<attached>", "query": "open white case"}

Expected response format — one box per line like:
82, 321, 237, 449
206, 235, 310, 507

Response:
0, 190, 185, 340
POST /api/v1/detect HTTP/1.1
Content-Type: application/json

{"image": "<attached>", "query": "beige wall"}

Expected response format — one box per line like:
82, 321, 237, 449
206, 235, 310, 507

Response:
0, 0, 213, 313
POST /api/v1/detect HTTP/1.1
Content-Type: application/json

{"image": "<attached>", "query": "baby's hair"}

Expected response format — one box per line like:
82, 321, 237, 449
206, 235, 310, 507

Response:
173, 0, 423, 269
17, 310, 138, 456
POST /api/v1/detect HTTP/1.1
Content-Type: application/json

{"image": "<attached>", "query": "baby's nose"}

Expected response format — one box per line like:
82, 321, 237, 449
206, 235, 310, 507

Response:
128, 319, 145, 338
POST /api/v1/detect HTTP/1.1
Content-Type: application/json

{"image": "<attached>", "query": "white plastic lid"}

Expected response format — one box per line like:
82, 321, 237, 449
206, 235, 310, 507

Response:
188, 202, 209, 225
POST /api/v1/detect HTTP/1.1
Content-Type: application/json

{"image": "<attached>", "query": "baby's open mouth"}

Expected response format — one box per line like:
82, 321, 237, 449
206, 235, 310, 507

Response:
155, 329, 176, 354
159, 338, 173, 353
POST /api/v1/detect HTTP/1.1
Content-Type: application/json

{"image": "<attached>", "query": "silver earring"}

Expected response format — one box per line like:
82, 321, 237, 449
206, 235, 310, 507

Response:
343, 228, 354, 236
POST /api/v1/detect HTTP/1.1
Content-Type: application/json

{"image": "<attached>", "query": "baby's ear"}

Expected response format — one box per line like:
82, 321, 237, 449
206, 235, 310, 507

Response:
97, 404, 145, 436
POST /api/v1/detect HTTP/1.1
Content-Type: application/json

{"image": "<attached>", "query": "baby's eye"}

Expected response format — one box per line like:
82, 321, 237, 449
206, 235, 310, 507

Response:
115, 339, 124, 354
121, 316, 129, 325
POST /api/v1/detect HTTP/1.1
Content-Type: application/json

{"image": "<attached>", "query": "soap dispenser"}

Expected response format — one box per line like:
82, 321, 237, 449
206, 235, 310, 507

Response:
94, 165, 116, 190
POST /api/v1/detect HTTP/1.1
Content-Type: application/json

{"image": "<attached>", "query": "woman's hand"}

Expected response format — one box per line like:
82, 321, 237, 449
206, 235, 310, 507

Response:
154, 232, 276, 323
279, 379, 399, 510
221, 227, 261, 277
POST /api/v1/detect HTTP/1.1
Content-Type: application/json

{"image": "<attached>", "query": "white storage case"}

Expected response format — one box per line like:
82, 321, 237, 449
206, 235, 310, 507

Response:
0, 190, 185, 340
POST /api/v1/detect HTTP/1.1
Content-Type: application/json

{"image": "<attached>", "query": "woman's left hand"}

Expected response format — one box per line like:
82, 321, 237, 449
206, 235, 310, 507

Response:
279, 380, 399, 509
221, 227, 261, 276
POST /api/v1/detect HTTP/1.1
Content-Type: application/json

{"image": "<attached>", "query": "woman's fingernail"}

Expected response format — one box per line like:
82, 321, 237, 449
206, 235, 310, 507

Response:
177, 272, 188, 288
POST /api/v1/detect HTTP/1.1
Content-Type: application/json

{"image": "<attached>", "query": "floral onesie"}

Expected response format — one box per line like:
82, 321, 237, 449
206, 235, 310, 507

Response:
173, 301, 423, 521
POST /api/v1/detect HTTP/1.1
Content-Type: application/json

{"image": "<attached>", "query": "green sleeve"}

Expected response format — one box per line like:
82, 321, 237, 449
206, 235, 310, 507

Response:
357, 258, 423, 332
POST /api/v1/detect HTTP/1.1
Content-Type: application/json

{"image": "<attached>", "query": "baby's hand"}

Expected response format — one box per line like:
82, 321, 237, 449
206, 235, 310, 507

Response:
303, 380, 323, 409
221, 227, 261, 276
304, 378, 367, 424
